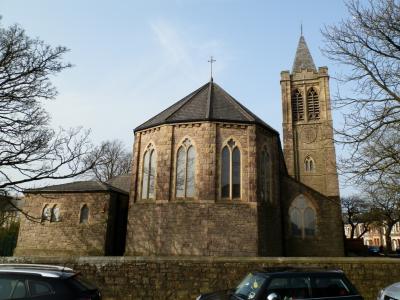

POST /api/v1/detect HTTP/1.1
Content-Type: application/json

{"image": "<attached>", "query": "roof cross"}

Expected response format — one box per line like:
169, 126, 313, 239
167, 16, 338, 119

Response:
208, 56, 216, 80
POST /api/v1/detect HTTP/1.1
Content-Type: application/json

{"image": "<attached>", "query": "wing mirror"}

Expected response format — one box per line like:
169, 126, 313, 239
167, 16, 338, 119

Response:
267, 293, 280, 300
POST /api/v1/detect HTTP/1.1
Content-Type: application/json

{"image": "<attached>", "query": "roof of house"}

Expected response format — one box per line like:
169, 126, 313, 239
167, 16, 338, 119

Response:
292, 35, 317, 73
134, 80, 278, 134
25, 179, 128, 195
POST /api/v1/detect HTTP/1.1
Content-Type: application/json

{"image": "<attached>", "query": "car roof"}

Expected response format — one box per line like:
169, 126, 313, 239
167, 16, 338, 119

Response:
255, 267, 344, 275
0, 264, 76, 279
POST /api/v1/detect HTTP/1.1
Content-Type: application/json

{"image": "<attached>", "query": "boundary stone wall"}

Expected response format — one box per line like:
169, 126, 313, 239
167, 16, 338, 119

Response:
2, 257, 400, 300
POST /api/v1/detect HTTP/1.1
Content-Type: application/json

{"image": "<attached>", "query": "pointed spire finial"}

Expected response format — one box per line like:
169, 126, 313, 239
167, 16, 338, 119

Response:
292, 34, 317, 73
301, 22, 303, 36
208, 56, 216, 80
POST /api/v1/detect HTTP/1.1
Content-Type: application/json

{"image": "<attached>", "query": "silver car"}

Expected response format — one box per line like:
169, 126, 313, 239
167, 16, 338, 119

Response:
378, 282, 400, 300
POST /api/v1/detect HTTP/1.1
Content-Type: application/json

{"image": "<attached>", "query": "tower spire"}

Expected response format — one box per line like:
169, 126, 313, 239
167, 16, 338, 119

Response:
292, 34, 316, 73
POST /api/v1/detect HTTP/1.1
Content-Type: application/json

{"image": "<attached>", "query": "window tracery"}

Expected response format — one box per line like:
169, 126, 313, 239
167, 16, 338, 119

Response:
307, 88, 320, 120
141, 143, 157, 200
221, 138, 241, 199
176, 138, 196, 198
289, 194, 316, 238
304, 156, 315, 172
292, 89, 304, 121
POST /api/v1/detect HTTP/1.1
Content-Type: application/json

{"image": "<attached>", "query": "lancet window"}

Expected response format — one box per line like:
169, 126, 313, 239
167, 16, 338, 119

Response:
292, 89, 304, 121
307, 88, 320, 120
176, 138, 196, 198
221, 139, 241, 199
80, 204, 89, 224
304, 156, 315, 172
141, 143, 157, 200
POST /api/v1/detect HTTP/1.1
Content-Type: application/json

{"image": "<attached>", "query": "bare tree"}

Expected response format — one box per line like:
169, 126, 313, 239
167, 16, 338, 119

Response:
0, 20, 101, 198
322, 0, 400, 186
365, 182, 400, 252
342, 195, 372, 239
87, 140, 132, 182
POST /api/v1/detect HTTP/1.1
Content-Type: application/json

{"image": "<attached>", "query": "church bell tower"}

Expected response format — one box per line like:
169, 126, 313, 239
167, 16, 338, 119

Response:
281, 34, 339, 199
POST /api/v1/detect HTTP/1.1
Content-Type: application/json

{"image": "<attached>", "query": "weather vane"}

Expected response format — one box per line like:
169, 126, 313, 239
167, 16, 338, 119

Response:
208, 56, 216, 79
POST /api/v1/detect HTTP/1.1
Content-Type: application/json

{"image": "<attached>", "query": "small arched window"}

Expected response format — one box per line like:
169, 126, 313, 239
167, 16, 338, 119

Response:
289, 194, 316, 238
304, 156, 315, 172
221, 139, 241, 199
260, 147, 271, 202
80, 204, 89, 224
292, 89, 304, 121
41, 205, 51, 222
50, 205, 60, 222
176, 138, 196, 198
141, 143, 157, 200
307, 88, 320, 120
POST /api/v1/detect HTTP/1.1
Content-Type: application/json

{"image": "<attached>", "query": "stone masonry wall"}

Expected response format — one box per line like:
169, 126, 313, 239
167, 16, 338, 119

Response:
15, 192, 111, 256
3, 256, 400, 300
125, 202, 259, 256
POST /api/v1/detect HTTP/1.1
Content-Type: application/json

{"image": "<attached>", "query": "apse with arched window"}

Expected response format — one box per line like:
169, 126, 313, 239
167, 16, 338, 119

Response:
221, 138, 241, 199
260, 146, 271, 202
141, 143, 157, 200
292, 89, 304, 121
79, 204, 89, 224
289, 194, 316, 238
307, 88, 320, 120
304, 156, 315, 172
176, 138, 196, 198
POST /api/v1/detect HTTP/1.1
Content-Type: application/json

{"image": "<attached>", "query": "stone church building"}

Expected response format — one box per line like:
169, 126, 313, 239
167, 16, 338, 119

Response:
15, 35, 344, 257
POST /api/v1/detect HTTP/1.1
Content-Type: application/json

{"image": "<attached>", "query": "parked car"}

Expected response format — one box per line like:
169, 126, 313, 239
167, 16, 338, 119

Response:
367, 246, 381, 256
0, 264, 101, 300
377, 282, 400, 300
196, 267, 363, 300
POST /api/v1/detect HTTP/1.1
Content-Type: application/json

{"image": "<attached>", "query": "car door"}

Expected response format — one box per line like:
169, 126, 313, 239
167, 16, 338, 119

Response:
0, 275, 29, 300
262, 275, 312, 300
309, 274, 363, 300
27, 279, 57, 300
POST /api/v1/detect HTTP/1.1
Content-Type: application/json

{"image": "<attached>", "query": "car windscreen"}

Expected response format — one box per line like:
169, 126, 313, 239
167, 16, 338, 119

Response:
234, 273, 268, 300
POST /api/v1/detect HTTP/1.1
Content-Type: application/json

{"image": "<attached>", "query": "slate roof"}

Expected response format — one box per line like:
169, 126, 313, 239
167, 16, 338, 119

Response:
292, 35, 316, 73
134, 80, 278, 134
106, 174, 130, 193
25, 180, 128, 195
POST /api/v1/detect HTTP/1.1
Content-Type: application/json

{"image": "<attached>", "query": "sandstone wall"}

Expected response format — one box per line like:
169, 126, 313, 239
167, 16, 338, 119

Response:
14, 192, 111, 256
3, 256, 400, 300
125, 202, 259, 256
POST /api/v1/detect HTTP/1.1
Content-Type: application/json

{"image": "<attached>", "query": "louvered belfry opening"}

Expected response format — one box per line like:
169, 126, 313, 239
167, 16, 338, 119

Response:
307, 88, 320, 120
291, 89, 304, 121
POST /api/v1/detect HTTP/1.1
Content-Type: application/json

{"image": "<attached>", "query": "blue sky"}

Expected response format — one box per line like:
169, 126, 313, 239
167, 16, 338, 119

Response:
0, 0, 354, 193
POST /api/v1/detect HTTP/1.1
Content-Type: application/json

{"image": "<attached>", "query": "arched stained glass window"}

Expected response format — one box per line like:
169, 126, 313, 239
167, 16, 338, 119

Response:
221, 139, 241, 199
80, 204, 89, 224
289, 194, 317, 238
292, 89, 304, 121
175, 138, 196, 198
141, 143, 157, 200
304, 156, 315, 172
260, 147, 271, 202
307, 88, 320, 120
